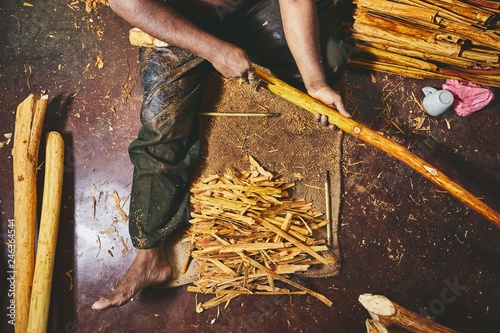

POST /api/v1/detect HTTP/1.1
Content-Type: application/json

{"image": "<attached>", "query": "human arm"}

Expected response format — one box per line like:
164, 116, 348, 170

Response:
107, 0, 251, 78
278, 0, 350, 118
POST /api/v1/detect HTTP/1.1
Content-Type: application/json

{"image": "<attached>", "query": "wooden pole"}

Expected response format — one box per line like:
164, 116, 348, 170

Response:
359, 293, 459, 333
13, 94, 48, 333
27, 132, 65, 333
253, 66, 500, 228
324, 171, 332, 248
126, 29, 500, 226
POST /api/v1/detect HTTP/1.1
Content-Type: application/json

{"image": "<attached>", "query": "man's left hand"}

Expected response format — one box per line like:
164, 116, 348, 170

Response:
308, 85, 350, 129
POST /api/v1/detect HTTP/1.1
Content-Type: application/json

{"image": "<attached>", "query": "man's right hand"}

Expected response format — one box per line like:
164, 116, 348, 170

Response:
210, 43, 252, 79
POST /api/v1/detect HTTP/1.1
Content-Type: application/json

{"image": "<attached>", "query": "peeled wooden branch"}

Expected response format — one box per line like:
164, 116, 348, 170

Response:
27, 132, 65, 333
440, 19, 500, 49
253, 67, 500, 227
352, 22, 462, 57
13, 93, 48, 333
349, 58, 500, 87
359, 294, 459, 333
349, 58, 430, 79
355, 0, 441, 24
465, 0, 500, 10
355, 44, 438, 71
351, 36, 474, 68
354, 11, 439, 44
398, 0, 478, 25
427, 0, 495, 26
126, 29, 500, 226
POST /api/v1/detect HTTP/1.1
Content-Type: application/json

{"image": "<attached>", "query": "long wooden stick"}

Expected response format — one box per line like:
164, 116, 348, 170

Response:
13, 94, 48, 333
27, 132, 65, 333
359, 293, 458, 333
253, 66, 500, 227
126, 29, 500, 226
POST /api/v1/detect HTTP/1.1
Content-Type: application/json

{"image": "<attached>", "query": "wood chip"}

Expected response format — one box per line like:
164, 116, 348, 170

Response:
113, 190, 129, 220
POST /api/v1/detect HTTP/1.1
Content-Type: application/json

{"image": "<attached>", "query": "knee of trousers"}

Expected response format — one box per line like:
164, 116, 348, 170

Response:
140, 84, 202, 139
139, 47, 207, 136
323, 37, 348, 84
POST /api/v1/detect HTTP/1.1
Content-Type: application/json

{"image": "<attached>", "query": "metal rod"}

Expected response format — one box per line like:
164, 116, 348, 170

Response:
324, 171, 332, 248
199, 112, 281, 117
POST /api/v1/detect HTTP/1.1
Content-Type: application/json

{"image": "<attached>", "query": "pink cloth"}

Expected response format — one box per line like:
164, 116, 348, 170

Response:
442, 79, 495, 116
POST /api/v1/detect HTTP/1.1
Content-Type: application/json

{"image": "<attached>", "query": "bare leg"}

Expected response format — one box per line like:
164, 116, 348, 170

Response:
92, 241, 171, 310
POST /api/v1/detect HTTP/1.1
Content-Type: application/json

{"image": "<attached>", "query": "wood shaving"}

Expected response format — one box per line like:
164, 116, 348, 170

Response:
95, 54, 104, 69
113, 190, 129, 220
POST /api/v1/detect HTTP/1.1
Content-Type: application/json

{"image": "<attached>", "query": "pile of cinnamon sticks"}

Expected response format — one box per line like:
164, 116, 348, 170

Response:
185, 156, 334, 312
348, 0, 500, 87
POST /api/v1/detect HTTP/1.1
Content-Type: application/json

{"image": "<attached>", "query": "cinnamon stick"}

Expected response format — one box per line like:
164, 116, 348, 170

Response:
27, 132, 65, 333
13, 94, 48, 333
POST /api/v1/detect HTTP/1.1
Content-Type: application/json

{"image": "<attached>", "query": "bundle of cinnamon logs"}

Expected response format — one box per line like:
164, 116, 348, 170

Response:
13, 94, 65, 332
348, 0, 500, 87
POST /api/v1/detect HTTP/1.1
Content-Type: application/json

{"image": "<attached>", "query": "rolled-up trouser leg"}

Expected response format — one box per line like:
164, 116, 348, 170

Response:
128, 46, 209, 249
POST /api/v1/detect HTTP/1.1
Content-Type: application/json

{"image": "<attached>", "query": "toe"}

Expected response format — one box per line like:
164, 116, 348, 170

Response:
92, 298, 109, 310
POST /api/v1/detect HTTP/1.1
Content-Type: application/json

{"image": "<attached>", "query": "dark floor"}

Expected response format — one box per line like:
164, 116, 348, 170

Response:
1, 1, 499, 332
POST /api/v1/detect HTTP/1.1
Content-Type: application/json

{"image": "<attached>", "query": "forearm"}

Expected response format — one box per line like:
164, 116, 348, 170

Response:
278, 0, 328, 92
108, 0, 225, 62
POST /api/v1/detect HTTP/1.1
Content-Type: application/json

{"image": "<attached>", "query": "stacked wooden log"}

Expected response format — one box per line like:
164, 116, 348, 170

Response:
348, 0, 500, 87
13, 94, 65, 332
185, 156, 334, 312
13, 94, 48, 333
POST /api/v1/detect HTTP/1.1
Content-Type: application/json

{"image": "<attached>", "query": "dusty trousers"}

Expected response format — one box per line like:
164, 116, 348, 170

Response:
128, 0, 347, 249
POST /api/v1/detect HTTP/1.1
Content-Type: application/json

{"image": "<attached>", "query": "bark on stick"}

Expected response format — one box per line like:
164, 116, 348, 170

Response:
27, 132, 65, 333
359, 293, 458, 333
13, 94, 48, 333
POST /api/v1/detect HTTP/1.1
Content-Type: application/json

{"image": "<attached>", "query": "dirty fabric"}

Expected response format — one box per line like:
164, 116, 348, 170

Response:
442, 79, 495, 116
129, 0, 347, 249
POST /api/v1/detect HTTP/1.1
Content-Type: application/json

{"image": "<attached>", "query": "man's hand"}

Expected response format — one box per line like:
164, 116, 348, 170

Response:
308, 85, 350, 129
210, 43, 252, 79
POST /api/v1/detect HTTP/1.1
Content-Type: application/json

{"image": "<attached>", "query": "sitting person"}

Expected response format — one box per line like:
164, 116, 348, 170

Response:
92, 0, 350, 310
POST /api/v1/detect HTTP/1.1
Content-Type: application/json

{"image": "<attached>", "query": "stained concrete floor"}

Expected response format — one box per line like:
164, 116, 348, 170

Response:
1, 1, 500, 332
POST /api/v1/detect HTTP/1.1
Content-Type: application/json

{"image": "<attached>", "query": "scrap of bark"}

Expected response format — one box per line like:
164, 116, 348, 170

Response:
113, 190, 129, 220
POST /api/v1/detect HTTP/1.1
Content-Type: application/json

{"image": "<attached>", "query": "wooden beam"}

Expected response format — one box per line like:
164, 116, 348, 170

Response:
27, 132, 65, 333
126, 28, 500, 227
13, 94, 48, 333
253, 66, 500, 228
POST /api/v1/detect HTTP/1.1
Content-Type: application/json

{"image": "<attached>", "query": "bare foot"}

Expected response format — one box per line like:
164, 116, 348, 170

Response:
92, 241, 171, 310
